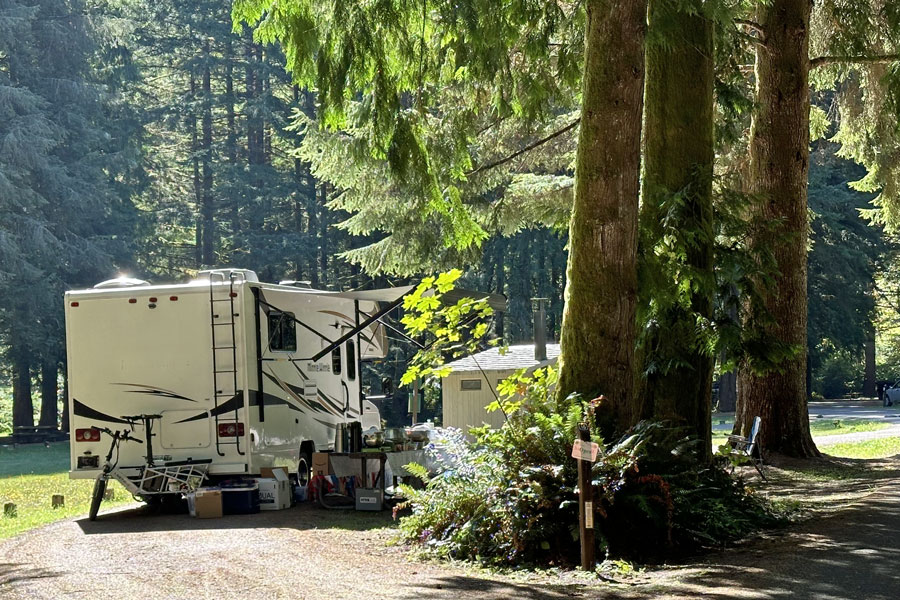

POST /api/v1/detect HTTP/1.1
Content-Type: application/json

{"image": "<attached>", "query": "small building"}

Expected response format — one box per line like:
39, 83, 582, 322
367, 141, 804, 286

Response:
441, 342, 560, 432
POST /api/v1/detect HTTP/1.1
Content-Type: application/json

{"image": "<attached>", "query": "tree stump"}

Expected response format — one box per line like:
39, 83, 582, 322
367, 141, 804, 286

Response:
3, 503, 16, 518
52, 494, 65, 508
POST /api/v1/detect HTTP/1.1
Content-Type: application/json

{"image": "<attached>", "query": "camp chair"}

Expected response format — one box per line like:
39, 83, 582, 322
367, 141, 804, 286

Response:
727, 416, 766, 481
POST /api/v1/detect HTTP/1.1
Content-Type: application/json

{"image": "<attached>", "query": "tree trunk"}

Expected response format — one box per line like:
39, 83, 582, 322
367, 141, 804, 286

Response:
864, 328, 876, 398
639, 0, 715, 460
190, 71, 202, 266
319, 182, 329, 284
201, 38, 214, 266
12, 349, 33, 429
718, 367, 738, 413
556, 0, 647, 435
61, 367, 70, 433
225, 36, 240, 244
39, 359, 58, 428
737, 0, 819, 457
495, 236, 507, 339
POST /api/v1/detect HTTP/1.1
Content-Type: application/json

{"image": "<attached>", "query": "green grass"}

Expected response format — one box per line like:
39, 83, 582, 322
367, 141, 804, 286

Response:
0, 442, 132, 539
822, 436, 900, 459
809, 418, 892, 437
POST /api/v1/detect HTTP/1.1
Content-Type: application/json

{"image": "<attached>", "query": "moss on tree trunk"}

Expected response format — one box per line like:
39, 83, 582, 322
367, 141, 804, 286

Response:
556, 0, 647, 435
737, 0, 819, 458
639, 0, 715, 461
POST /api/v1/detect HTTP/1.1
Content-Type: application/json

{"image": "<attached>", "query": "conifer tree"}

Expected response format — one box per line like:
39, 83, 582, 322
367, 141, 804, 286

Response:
638, 0, 716, 458
234, 0, 651, 432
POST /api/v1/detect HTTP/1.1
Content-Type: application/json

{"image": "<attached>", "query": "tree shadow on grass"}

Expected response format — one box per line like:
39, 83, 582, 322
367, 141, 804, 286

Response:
75, 501, 395, 535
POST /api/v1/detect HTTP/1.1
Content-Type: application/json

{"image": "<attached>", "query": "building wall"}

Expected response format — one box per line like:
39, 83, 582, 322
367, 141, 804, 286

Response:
442, 370, 511, 433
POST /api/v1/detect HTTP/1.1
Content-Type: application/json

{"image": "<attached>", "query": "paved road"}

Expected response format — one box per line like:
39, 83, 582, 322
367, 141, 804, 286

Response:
807, 399, 900, 422
713, 399, 900, 432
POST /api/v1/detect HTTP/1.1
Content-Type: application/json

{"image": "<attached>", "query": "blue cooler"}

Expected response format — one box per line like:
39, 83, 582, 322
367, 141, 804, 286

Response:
220, 482, 260, 514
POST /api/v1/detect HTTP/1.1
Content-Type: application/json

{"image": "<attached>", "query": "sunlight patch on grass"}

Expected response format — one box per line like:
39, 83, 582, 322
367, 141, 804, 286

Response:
0, 442, 133, 539
0, 473, 131, 539
822, 436, 900, 459
810, 418, 892, 437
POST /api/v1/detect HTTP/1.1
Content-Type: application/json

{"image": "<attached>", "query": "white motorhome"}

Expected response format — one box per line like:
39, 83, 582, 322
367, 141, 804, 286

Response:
66, 268, 408, 500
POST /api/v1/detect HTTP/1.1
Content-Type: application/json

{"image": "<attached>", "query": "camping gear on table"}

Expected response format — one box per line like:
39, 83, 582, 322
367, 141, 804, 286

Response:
363, 427, 384, 448
384, 427, 407, 451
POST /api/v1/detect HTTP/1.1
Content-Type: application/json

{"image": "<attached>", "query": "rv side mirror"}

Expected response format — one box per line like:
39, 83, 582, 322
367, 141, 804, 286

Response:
382, 377, 394, 396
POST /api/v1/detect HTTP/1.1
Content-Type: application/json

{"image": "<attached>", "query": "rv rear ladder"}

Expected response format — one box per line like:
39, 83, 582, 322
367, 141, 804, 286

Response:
209, 271, 245, 457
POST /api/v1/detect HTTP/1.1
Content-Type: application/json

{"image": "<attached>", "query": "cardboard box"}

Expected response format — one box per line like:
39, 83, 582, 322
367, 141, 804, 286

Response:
355, 488, 383, 511
193, 489, 223, 518
254, 477, 292, 510
311, 453, 331, 477
260, 466, 290, 480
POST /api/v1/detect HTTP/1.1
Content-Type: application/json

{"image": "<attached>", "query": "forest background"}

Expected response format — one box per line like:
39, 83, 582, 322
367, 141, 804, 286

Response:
0, 0, 897, 434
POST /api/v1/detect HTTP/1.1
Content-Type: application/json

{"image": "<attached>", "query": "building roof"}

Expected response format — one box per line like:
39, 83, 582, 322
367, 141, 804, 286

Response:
443, 343, 561, 373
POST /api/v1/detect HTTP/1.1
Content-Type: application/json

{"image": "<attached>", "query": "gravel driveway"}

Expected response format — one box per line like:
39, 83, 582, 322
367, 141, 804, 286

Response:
4, 463, 900, 600
0, 504, 626, 600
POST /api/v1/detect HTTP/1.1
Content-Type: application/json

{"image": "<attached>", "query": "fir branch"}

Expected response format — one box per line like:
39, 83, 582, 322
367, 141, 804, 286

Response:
810, 54, 900, 69
466, 119, 579, 177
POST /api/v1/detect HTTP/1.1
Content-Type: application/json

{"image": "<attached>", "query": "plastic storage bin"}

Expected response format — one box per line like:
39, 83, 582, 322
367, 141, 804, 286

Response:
220, 483, 260, 515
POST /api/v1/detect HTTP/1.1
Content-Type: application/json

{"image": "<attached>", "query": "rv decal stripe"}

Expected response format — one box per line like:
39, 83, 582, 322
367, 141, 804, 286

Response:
313, 418, 339, 430
112, 383, 196, 402
285, 362, 347, 415
249, 389, 304, 413
317, 391, 345, 414
173, 394, 243, 424
286, 362, 348, 415
263, 371, 337, 417
73, 399, 130, 424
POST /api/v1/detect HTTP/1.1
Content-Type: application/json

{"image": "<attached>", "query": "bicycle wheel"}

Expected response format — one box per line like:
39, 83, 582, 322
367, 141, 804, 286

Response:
89, 476, 107, 521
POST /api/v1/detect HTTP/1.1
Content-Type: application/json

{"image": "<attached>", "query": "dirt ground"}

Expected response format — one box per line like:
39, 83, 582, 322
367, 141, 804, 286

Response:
2, 457, 900, 600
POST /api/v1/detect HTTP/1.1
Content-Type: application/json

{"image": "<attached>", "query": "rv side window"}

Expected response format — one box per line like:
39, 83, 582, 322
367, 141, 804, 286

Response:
331, 346, 342, 375
268, 312, 297, 352
346, 341, 356, 380
460, 379, 482, 391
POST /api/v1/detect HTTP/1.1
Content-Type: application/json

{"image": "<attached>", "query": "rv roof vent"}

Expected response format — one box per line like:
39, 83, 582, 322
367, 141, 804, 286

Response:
196, 268, 259, 283
93, 277, 151, 289
279, 280, 312, 289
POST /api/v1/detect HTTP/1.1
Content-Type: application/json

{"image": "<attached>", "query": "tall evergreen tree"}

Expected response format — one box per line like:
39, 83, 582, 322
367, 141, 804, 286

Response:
737, 0, 819, 457
638, 0, 716, 458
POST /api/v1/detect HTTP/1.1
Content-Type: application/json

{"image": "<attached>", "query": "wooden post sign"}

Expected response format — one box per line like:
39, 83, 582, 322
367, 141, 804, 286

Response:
571, 438, 600, 462
575, 424, 597, 570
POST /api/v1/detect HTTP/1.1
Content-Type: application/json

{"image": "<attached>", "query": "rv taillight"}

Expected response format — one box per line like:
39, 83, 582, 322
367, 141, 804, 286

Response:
149, 297, 158, 303
169, 296, 178, 301
75, 428, 101, 442
70, 302, 79, 307
218, 423, 245, 437
128, 298, 137, 304
229, 292, 238, 298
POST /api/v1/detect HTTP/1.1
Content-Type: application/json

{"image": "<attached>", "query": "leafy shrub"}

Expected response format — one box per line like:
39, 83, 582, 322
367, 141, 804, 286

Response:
396, 367, 783, 566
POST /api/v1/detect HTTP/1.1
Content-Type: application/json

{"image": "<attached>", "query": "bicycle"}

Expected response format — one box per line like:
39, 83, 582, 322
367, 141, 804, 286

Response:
88, 426, 143, 521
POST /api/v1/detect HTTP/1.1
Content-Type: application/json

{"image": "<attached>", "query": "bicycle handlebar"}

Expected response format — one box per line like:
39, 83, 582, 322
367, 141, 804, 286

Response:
90, 426, 142, 444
